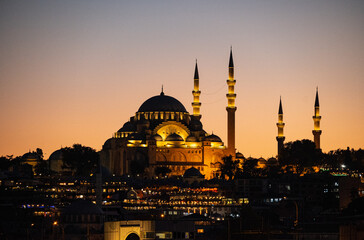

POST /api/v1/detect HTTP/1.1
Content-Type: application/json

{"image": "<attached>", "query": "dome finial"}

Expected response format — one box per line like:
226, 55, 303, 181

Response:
161, 85, 164, 96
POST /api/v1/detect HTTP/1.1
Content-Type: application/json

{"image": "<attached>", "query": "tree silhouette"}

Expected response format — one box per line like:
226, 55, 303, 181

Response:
220, 155, 240, 180
0, 155, 12, 171
62, 144, 99, 176
325, 148, 364, 171
33, 148, 51, 175
242, 158, 258, 177
280, 139, 322, 174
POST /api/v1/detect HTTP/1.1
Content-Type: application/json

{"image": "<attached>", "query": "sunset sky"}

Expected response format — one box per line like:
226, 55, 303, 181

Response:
1, 0, 363, 159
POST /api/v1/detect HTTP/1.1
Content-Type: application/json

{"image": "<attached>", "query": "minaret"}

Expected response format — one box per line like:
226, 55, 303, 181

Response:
312, 87, 322, 149
226, 47, 237, 156
276, 97, 285, 158
192, 60, 201, 120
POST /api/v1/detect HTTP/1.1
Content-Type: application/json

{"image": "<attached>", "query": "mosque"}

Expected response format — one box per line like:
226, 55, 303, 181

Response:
99, 49, 323, 179
99, 50, 238, 179
45, 48, 322, 178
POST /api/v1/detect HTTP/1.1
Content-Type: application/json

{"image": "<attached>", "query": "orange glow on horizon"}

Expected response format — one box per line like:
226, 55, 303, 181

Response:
0, 1, 363, 159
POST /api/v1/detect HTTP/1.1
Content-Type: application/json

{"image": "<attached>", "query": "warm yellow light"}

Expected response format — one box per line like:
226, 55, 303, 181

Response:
53, 221, 58, 226
211, 142, 223, 148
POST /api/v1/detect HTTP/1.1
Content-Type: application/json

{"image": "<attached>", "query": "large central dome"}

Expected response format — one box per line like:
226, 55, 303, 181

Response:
138, 92, 187, 112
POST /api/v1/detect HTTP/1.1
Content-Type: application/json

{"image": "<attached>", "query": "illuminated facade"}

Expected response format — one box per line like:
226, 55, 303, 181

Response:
100, 51, 237, 179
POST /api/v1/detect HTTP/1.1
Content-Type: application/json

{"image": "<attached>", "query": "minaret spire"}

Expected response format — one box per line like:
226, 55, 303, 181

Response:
192, 60, 201, 119
226, 47, 237, 156
276, 96, 285, 159
194, 59, 199, 80
229, 46, 234, 80
315, 87, 319, 107
312, 87, 322, 149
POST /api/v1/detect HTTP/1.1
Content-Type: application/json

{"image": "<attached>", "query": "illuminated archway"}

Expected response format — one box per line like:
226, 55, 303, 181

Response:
125, 233, 140, 240
153, 121, 190, 141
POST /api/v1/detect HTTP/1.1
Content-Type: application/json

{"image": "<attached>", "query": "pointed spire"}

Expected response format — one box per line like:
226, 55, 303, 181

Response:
315, 87, 319, 107
192, 59, 201, 119
278, 96, 283, 114
194, 60, 199, 80
160, 85, 164, 96
229, 46, 234, 68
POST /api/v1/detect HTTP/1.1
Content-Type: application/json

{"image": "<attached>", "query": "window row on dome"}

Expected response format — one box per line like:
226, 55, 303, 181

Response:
114, 132, 133, 138
135, 111, 189, 121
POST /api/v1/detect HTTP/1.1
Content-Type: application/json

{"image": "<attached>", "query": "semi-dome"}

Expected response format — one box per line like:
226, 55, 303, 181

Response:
49, 149, 64, 161
153, 134, 163, 141
165, 133, 184, 141
22, 152, 40, 161
183, 167, 203, 178
267, 157, 278, 165
103, 138, 114, 149
186, 135, 197, 142
205, 134, 222, 142
118, 121, 136, 132
128, 133, 145, 141
236, 152, 245, 159
138, 92, 187, 113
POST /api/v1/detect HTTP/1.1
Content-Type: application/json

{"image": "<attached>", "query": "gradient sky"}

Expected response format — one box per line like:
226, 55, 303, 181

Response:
1, 0, 363, 159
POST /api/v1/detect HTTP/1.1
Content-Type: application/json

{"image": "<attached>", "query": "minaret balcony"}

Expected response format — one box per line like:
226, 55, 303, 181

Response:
226, 94, 236, 98
226, 79, 236, 85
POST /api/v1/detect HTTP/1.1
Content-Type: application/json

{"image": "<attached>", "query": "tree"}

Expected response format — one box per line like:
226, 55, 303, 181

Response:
220, 155, 241, 180
319, 148, 364, 172
280, 139, 322, 174
62, 144, 99, 176
322, 150, 340, 169
242, 158, 258, 177
0, 155, 12, 171
33, 148, 51, 176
